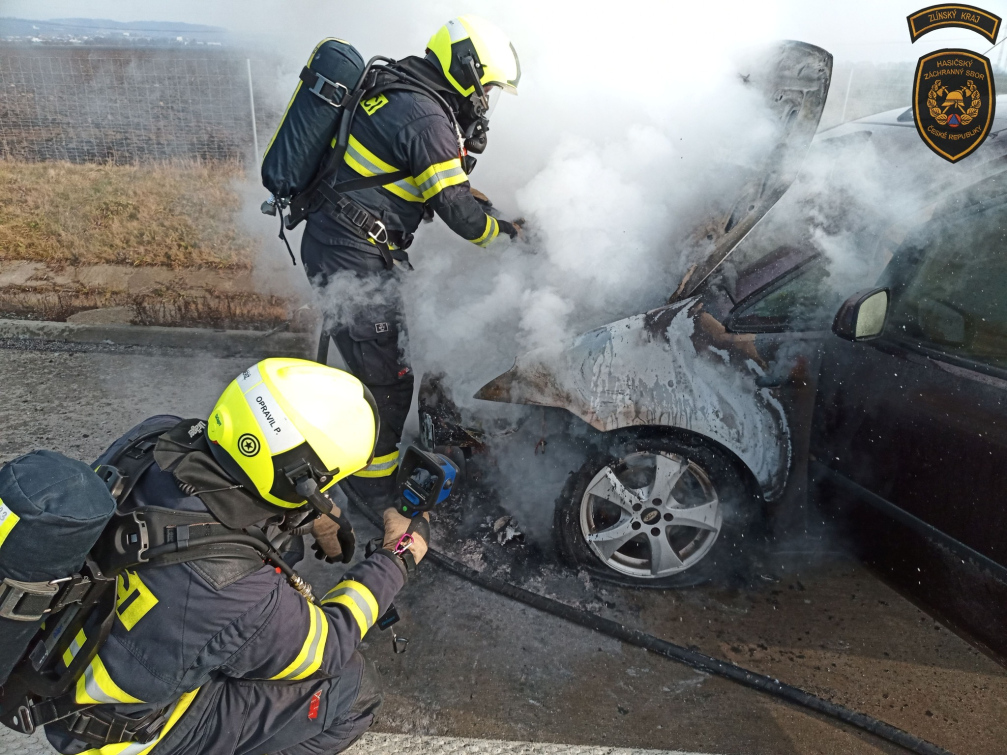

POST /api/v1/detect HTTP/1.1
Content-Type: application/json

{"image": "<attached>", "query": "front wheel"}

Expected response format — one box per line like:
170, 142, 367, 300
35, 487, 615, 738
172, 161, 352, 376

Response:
555, 433, 761, 588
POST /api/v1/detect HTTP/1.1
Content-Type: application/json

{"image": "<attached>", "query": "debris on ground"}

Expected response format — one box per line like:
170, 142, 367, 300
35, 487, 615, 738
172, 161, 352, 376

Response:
492, 515, 525, 546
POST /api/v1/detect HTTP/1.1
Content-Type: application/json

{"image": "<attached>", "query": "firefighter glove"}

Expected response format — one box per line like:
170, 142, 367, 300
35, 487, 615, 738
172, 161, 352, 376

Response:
382, 508, 430, 565
311, 508, 356, 564
498, 218, 525, 241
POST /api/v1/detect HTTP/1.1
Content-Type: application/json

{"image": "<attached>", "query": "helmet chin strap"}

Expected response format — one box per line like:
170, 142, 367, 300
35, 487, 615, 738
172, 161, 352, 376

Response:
462, 53, 490, 116
458, 55, 491, 155
285, 464, 357, 564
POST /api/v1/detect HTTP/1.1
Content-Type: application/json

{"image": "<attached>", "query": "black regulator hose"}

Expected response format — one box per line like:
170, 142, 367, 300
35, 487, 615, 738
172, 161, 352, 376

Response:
341, 483, 952, 755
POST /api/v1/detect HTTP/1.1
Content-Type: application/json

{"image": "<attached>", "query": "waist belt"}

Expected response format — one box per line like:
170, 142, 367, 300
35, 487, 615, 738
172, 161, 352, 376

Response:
315, 180, 413, 270
20, 693, 170, 747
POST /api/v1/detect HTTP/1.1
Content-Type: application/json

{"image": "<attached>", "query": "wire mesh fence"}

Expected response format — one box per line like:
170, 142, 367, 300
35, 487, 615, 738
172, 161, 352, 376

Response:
0, 45, 258, 164
1, 45, 1005, 165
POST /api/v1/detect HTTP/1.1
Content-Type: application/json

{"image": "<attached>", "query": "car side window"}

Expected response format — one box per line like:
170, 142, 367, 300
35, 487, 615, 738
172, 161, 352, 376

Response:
885, 202, 1007, 372
727, 261, 843, 333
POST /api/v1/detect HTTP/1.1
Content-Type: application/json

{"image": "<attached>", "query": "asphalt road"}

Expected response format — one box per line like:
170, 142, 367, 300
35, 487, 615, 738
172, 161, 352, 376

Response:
1, 343, 1004, 755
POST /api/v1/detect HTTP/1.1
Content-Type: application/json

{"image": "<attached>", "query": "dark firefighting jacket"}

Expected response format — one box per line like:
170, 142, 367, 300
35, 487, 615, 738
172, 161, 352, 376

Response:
305, 57, 504, 253
46, 416, 405, 754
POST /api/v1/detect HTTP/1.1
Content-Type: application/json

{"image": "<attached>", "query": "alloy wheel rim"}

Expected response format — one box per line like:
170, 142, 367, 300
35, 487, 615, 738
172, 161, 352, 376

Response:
579, 451, 723, 579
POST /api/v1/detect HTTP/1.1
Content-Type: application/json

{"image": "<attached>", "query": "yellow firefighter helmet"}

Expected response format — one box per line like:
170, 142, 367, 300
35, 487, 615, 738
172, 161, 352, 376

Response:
426, 15, 521, 98
207, 358, 378, 510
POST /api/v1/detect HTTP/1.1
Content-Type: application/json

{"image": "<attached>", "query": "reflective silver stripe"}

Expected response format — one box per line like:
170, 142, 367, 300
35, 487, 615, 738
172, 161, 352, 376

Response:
345, 141, 422, 199
361, 456, 399, 474
284, 606, 326, 679
416, 164, 466, 195
82, 663, 118, 705
324, 586, 377, 625
66, 634, 83, 661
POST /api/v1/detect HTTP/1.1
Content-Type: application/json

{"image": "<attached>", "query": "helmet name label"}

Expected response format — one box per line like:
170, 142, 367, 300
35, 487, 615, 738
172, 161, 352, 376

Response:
244, 383, 305, 455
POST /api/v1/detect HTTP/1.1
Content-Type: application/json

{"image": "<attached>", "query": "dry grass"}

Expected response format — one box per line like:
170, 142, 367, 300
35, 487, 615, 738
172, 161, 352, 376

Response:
131, 286, 289, 331
0, 284, 289, 331
0, 159, 257, 271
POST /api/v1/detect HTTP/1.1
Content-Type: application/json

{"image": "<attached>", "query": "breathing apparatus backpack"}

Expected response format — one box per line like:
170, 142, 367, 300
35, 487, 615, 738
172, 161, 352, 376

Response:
260, 38, 470, 269
0, 429, 307, 748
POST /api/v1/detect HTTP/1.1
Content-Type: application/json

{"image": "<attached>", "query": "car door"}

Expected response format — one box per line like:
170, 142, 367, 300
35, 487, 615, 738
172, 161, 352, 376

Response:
812, 180, 1007, 568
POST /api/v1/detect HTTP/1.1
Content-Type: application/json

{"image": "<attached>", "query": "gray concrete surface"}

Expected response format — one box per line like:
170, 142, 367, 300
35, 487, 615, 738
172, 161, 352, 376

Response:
0, 729, 721, 755
0, 343, 1004, 755
0, 317, 313, 359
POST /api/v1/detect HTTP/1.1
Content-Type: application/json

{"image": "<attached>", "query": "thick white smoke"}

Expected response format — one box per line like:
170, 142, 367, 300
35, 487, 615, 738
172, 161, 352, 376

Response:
234, 1, 793, 417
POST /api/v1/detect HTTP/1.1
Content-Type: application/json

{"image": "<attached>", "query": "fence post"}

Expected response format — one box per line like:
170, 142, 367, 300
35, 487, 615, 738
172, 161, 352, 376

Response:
247, 58, 259, 164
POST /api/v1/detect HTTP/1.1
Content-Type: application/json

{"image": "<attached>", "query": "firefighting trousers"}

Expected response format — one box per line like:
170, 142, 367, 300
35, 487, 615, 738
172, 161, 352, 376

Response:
301, 232, 413, 479
129, 652, 382, 755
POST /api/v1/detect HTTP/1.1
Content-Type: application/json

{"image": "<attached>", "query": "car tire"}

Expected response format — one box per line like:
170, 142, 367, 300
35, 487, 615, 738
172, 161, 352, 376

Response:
555, 431, 762, 588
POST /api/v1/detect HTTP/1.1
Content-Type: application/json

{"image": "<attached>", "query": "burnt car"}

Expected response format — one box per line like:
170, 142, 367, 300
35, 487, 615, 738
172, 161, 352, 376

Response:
459, 41, 1007, 589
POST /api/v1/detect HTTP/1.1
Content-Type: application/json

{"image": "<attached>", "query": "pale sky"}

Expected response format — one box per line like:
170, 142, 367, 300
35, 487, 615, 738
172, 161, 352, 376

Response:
3, 0, 1007, 65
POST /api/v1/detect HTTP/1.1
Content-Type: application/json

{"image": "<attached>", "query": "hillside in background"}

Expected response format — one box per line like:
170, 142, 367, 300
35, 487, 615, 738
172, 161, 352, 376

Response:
0, 17, 229, 46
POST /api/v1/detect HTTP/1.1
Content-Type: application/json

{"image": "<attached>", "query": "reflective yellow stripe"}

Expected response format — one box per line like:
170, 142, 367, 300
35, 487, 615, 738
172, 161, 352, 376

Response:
79, 687, 200, 755
325, 595, 368, 635
320, 579, 379, 637
115, 571, 158, 631
471, 215, 500, 247
322, 580, 379, 624
271, 603, 327, 681
76, 654, 143, 705
0, 498, 20, 550
342, 136, 424, 204
415, 158, 468, 201
354, 450, 399, 478
345, 134, 399, 173
62, 628, 87, 668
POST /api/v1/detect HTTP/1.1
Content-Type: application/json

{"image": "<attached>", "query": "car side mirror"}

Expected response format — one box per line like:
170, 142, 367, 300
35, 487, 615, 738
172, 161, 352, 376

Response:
832, 287, 889, 342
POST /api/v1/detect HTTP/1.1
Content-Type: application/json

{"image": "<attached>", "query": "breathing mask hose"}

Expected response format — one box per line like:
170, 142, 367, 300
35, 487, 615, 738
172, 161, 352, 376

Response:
339, 482, 953, 755
145, 534, 315, 602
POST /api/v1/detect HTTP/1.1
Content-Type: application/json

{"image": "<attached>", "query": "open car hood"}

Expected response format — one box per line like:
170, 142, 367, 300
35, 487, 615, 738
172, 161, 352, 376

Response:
471, 41, 831, 500
672, 40, 833, 300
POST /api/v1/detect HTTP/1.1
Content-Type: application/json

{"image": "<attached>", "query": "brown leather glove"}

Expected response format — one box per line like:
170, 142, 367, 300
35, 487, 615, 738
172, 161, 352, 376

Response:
312, 509, 347, 563
382, 508, 430, 565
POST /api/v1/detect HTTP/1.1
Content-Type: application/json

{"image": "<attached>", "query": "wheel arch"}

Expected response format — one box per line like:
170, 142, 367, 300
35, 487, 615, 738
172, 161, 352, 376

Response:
476, 302, 793, 502
597, 424, 767, 509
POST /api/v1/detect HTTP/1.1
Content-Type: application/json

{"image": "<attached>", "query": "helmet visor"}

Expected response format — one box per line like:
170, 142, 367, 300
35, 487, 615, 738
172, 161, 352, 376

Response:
485, 85, 503, 119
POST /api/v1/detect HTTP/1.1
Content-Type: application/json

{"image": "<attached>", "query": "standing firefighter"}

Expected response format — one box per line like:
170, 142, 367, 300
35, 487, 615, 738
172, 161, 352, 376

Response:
29, 359, 429, 755
261, 16, 522, 506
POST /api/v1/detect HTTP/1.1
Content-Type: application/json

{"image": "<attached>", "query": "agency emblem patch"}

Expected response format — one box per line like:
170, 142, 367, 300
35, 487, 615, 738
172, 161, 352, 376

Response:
913, 49, 995, 162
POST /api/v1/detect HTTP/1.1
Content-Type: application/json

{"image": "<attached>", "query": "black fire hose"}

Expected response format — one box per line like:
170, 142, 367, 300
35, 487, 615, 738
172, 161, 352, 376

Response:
340, 483, 952, 755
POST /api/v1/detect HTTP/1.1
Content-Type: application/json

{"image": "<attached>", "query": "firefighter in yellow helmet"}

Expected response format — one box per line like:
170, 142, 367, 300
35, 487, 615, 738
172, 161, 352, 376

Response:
303, 16, 521, 507
44, 359, 429, 755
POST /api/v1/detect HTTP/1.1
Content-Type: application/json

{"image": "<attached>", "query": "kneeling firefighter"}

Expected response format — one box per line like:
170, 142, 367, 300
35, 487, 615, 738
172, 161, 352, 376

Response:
0, 359, 431, 755
261, 15, 523, 505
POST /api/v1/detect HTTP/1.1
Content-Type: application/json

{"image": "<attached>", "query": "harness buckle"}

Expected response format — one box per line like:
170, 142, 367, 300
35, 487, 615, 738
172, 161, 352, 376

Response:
304, 67, 349, 108
0, 578, 59, 621
343, 206, 370, 229
15, 704, 35, 735
367, 220, 390, 246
